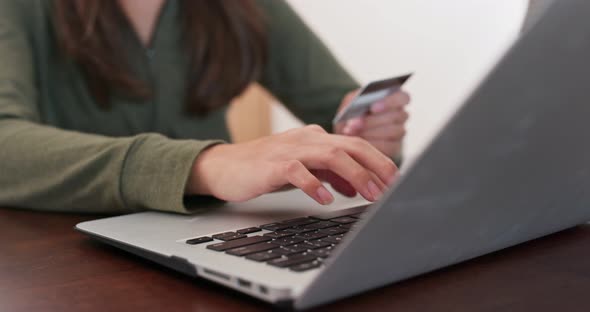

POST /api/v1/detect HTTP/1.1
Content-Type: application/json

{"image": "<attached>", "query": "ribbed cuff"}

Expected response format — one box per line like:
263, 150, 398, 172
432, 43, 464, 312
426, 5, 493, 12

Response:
120, 133, 224, 214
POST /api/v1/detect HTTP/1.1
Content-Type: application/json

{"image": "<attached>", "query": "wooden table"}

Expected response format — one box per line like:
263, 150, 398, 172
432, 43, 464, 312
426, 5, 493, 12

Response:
2, 207, 590, 312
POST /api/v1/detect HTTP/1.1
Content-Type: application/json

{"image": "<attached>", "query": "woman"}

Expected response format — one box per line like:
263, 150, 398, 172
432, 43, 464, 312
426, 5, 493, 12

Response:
0, 0, 409, 214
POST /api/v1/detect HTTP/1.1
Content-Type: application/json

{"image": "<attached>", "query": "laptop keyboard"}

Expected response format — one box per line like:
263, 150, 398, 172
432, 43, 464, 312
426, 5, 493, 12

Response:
185, 205, 369, 272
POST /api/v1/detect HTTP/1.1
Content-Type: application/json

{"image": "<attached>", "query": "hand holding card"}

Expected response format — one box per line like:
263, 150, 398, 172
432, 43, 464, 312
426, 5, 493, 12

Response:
333, 73, 412, 124
334, 73, 412, 159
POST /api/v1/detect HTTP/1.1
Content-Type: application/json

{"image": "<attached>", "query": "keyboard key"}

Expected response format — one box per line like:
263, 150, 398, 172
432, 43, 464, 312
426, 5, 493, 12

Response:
340, 223, 354, 230
309, 246, 333, 258
272, 237, 305, 246
330, 217, 357, 224
226, 242, 279, 256
310, 205, 369, 220
260, 222, 291, 232
318, 227, 348, 236
186, 236, 213, 245
263, 229, 297, 239
270, 248, 301, 256
207, 236, 271, 251
287, 227, 316, 234
280, 243, 316, 254
236, 227, 261, 234
220, 233, 248, 241
246, 249, 285, 262
320, 236, 343, 245
211, 231, 235, 239
294, 231, 329, 241
212, 232, 247, 241
301, 221, 339, 231
268, 253, 318, 268
307, 240, 333, 249
261, 217, 319, 232
290, 261, 322, 272
278, 217, 318, 228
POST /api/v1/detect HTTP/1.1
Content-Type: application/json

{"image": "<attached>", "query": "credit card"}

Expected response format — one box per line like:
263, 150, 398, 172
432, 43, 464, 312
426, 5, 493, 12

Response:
333, 73, 412, 124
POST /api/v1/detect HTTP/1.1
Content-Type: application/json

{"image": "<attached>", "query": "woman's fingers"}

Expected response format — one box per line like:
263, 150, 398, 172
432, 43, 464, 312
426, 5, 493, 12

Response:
329, 178, 357, 197
312, 169, 357, 197
282, 126, 395, 202
331, 135, 398, 186
277, 160, 334, 205
369, 171, 387, 192
371, 91, 410, 113
361, 124, 406, 141
341, 117, 364, 135
300, 146, 386, 201
363, 109, 409, 129
366, 140, 402, 158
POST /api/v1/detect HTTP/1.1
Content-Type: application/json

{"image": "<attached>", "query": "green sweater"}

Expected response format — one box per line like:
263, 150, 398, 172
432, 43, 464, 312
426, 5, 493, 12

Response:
0, 0, 358, 214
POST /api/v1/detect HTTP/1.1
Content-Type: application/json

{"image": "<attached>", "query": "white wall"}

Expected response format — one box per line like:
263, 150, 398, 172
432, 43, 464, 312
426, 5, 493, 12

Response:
274, 0, 529, 163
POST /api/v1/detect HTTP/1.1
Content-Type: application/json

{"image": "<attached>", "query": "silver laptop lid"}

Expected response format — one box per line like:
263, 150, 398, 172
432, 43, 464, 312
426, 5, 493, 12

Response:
298, 0, 590, 308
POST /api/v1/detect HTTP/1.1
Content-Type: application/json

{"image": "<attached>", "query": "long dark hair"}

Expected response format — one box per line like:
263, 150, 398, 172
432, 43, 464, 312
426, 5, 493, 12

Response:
53, 0, 267, 115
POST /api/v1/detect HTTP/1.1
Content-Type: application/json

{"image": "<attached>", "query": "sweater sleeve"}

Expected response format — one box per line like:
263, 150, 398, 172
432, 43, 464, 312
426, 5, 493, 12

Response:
0, 3, 222, 214
258, 0, 360, 132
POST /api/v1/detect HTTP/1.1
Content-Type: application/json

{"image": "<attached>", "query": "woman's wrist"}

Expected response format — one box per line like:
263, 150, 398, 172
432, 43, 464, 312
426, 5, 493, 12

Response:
185, 143, 227, 196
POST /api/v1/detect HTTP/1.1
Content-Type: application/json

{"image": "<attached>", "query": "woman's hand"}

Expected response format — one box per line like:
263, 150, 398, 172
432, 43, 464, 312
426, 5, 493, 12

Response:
334, 90, 410, 158
185, 125, 398, 205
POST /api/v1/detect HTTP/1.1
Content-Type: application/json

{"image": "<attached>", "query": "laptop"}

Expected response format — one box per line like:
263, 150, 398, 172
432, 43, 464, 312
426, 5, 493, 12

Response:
76, 0, 590, 309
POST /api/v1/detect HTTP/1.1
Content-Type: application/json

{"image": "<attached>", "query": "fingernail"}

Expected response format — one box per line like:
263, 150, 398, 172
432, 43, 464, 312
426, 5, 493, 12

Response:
371, 101, 387, 113
367, 180, 382, 201
342, 126, 353, 135
349, 117, 364, 128
317, 187, 334, 205
388, 172, 401, 185
343, 119, 362, 135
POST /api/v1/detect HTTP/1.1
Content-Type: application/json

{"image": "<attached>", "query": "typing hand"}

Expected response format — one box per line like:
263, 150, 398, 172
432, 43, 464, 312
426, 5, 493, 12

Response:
186, 125, 398, 205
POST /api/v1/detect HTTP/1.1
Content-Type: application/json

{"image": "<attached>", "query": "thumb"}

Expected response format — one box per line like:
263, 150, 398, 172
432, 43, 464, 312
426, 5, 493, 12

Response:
337, 89, 360, 113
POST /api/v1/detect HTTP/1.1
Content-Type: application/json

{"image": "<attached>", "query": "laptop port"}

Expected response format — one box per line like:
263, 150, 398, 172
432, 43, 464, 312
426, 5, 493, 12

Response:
237, 278, 252, 288
259, 285, 268, 294
202, 268, 230, 281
